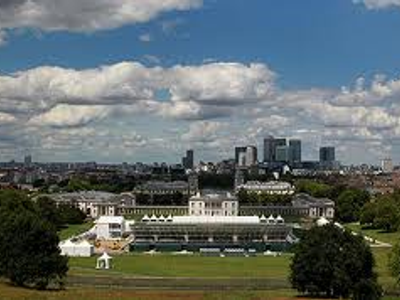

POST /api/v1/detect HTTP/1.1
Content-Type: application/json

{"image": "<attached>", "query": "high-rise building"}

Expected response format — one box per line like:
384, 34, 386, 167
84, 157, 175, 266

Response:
263, 136, 286, 162
245, 146, 258, 166
382, 158, 394, 174
319, 147, 335, 163
263, 136, 275, 162
182, 150, 194, 169
235, 147, 247, 165
288, 140, 302, 165
275, 145, 289, 162
24, 155, 32, 167
238, 151, 247, 167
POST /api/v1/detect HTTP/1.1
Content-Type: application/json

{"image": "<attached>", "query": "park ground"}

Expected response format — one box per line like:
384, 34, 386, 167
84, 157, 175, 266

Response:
0, 223, 399, 300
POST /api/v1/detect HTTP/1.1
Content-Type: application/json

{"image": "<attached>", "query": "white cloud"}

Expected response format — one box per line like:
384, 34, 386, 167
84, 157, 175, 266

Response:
0, 30, 7, 46
28, 104, 110, 127
0, 0, 202, 32
182, 121, 224, 143
1, 59, 400, 163
139, 33, 153, 43
353, 0, 400, 9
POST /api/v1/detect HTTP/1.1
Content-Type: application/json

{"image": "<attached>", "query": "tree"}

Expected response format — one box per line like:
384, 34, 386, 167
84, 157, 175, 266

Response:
0, 191, 68, 289
290, 224, 381, 299
388, 239, 400, 282
336, 189, 370, 223
360, 202, 378, 226
35, 196, 62, 228
374, 198, 399, 232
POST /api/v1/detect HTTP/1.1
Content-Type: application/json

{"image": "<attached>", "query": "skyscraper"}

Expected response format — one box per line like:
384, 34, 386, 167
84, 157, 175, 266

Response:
275, 145, 289, 162
182, 150, 194, 169
235, 147, 247, 165
24, 155, 32, 167
263, 136, 275, 162
319, 147, 335, 163
245, 145, 258, 166
263, 136, 286, 162
288, 139, 302, 165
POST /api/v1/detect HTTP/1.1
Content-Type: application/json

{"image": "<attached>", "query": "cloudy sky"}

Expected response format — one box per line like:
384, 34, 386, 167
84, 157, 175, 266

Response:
1, 0, 400, 164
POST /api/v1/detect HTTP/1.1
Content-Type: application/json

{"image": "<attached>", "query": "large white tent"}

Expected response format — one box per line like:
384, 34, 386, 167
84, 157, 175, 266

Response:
59, 239, 94, 257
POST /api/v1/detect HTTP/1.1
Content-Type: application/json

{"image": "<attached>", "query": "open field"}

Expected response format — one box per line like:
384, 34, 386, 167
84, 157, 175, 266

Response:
345, 223, 399, 245
0, 282, 332, 300
69, 254, 291, 278
58, 222, 94, 241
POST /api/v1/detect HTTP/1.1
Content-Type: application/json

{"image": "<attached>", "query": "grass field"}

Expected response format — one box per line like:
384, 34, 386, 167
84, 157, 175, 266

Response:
0, 283, 300, 300
345, 223, 399, 245
58, 222, 94, 241
69, 254, 291, 278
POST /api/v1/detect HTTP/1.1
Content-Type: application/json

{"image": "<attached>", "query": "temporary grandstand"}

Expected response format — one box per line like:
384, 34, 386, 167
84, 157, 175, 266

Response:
129, 214, 295, 253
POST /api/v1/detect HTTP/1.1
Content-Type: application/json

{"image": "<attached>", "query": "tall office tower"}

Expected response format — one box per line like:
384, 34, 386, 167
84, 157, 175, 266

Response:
319, 147, 335, 163
238, 151, 247, 167
275, 145, 289, 162
235, 146, 247, 165
182, 150, 194, 169
382, 158, 394, 174
186, 150, 194, 169
245, 145, 258, 166
288, 140, 302, 165
264, 136, 286, 162
24, 155, 32, 167
263, 136, 275, 162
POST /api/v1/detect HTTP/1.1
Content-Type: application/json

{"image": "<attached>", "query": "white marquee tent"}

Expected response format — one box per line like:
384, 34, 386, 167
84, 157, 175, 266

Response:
59, 239, 94, 257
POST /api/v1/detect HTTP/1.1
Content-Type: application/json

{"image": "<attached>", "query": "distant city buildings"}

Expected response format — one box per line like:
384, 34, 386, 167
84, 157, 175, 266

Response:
381, 158, 394, 174
182, 150, 194, 170
319, 147, 335, 163
235, 145, 257, 167
288, 140, 301, 165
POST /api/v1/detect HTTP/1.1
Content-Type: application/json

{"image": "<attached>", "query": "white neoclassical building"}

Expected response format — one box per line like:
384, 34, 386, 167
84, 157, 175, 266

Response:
189, 193, 238, 217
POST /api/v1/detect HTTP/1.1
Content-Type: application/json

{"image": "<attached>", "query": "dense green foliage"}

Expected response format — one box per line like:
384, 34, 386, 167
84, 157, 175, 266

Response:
290, 224, 381, 299
36, 196, 86, 228
335, 189, 370, 223
360, 193, 400, 232
135, 192, 186, 206
295, 179, 334, 198
198, 173, 234, 189
0, 191, 68, 289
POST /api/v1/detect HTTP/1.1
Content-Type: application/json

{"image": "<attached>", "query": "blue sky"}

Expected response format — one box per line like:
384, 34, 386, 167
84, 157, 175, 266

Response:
0, 0, 400, 164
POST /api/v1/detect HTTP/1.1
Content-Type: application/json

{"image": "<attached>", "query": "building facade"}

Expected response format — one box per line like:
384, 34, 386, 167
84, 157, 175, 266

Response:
189, 193, 238, 216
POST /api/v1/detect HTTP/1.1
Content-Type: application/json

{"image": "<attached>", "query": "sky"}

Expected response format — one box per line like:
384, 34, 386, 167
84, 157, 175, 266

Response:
1, 0, 400, 164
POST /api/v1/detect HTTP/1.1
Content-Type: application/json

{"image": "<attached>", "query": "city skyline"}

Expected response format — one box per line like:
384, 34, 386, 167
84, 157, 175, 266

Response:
1, 1, 400, 164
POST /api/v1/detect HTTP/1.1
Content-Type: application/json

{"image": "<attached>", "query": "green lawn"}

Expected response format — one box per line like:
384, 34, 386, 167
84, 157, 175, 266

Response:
69, 254, 291, 279
345, 223, 399, 245
58, 222, 93, 241
0, 283, 297, 300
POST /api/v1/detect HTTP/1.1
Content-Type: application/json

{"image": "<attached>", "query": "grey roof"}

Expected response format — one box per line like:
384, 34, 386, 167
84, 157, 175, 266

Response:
292, 193, 334, 208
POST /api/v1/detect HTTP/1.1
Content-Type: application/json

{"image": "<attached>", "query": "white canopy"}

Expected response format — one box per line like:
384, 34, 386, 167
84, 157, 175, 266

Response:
59, 239, 94, 257
158, 215, 166, 222
166, 215, 173, 222
96, 252, 113, 270
142, 214, 150, 222
260, 215, 267, 222
276, 215, 284, 223
316, 217, 330, 227
150, 214, 158, 222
